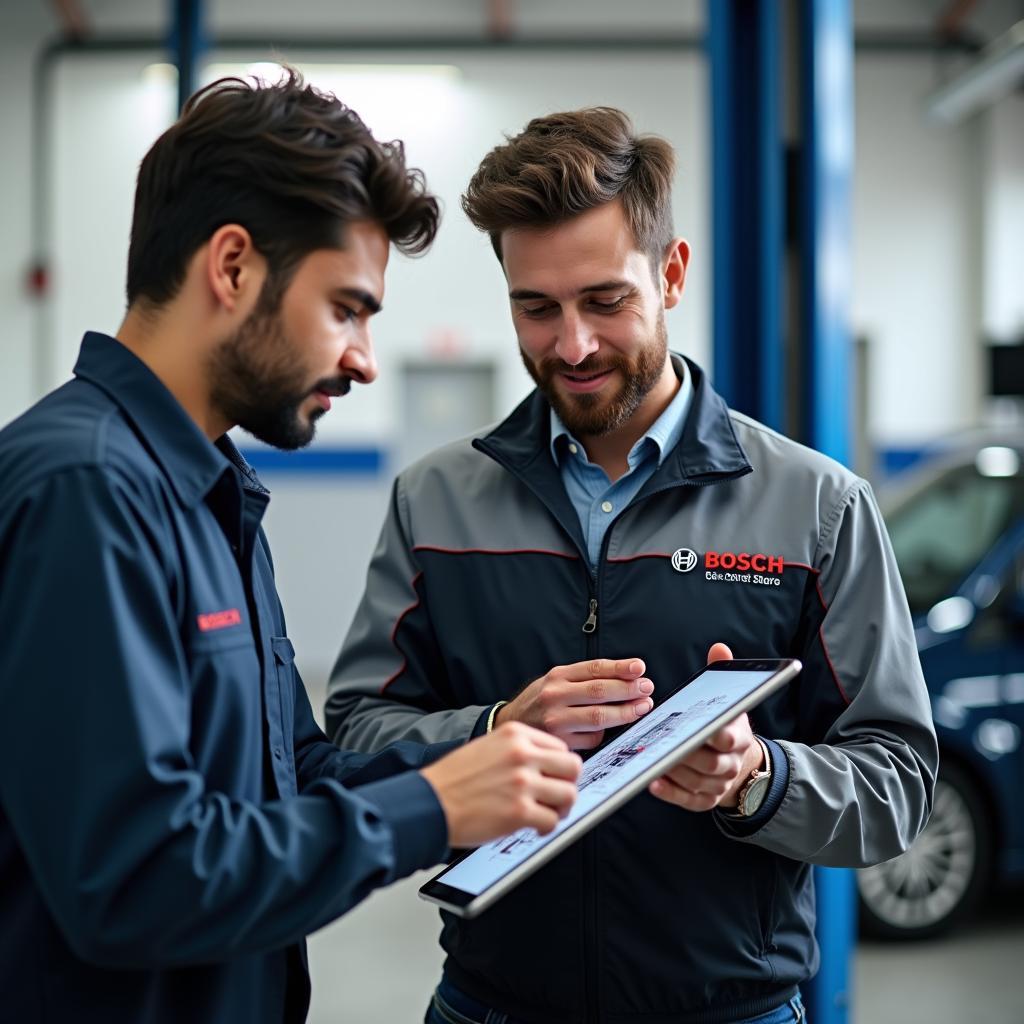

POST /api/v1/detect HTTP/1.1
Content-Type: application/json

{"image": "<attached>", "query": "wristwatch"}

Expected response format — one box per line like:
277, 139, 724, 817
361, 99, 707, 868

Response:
731, 738, 773, 817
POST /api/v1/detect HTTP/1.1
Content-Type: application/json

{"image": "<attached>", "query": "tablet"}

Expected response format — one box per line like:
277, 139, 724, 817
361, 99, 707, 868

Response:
419, 658, 801, 918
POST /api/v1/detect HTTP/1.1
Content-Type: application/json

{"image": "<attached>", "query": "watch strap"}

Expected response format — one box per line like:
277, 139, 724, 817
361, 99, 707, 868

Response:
485, 701, 508, 733
733, 737, 773, 817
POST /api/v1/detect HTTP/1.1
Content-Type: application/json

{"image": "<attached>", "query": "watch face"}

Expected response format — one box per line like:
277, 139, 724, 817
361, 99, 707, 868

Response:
741, 775, 771, 816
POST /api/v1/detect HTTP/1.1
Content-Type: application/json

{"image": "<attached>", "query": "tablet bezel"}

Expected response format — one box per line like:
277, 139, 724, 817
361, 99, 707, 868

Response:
418, 658, 801, 919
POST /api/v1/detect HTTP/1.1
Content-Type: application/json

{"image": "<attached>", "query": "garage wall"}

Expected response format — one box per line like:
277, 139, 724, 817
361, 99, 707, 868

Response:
0, 2, 50, 426
44, 49, 711, 446
852, 51, 985, 446
4, 2, 1021, 444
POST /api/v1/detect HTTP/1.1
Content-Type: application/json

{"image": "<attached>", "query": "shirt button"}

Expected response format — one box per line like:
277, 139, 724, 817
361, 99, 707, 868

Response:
601, 501, 613, 513
568, 443, 578, 455
272, 747, 283, 760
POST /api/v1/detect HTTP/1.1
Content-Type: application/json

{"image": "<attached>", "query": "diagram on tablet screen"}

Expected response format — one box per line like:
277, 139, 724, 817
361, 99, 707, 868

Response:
431, 668, 786, 898
487, 693, 733, 859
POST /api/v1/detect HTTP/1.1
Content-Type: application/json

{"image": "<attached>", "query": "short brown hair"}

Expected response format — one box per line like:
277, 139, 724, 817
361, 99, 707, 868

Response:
127, 67, 439, 308
461, 107, 675, 265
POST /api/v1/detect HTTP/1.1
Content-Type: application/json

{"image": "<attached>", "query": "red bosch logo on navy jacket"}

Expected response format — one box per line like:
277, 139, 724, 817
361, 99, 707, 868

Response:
705, 551, 785, 574
197, 608, 242, 632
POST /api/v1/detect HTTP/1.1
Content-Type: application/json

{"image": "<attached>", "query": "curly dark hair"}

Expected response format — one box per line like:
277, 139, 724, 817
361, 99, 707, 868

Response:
126, 66, 439, 308
461, 106, 675, 267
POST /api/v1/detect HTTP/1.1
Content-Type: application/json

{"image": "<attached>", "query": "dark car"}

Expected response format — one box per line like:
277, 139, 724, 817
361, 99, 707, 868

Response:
856, 441, 1024, 939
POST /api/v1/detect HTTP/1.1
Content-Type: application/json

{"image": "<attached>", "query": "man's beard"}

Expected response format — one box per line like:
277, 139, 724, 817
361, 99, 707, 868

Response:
521, 316, 669, 438
208, 296, 349, 451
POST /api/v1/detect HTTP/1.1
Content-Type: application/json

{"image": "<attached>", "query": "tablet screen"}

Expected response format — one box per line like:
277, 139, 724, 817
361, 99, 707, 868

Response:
436, 666, 780, 897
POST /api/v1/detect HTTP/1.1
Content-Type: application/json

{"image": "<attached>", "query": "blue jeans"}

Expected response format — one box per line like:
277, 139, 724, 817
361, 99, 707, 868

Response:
424, 975, 806, 1024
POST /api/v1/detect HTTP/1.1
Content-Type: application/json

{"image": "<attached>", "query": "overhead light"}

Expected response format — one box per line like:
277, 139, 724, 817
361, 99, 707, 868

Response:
927, 19, 1024, 123
203, 62, 465, 142
141, 63, 178, 84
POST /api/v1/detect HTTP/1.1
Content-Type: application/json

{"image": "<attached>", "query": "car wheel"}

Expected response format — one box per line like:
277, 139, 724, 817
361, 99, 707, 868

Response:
857, 762, 991, 940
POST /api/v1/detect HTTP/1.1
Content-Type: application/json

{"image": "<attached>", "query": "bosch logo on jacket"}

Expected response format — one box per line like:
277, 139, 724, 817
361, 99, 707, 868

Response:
705, 551, 785, 574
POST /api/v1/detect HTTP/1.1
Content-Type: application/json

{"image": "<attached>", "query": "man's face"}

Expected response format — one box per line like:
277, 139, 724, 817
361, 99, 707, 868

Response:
501, 200, 683, 438
209, 221, 388, 450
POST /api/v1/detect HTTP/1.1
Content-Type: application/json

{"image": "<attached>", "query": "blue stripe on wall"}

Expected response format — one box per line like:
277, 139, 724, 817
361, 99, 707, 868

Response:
878, 447, 927, 478
239, 446, 385, 475
238, 444, 926, 482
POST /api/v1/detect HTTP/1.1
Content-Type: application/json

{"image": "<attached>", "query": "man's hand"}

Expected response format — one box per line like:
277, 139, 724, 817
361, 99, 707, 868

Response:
421, 722, 582, 847
495, 658, 654, 751
648, 643, 765, 812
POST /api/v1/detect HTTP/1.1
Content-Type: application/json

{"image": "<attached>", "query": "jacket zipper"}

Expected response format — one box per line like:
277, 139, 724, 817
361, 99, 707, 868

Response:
581, 598, 598, 633
472, 439, 751, 1024
581, 578, 599, 1024
578, 470, 751, 636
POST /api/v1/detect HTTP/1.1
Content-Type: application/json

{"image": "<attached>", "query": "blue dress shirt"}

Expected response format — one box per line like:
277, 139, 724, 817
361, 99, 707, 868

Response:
550, 363, 693, 569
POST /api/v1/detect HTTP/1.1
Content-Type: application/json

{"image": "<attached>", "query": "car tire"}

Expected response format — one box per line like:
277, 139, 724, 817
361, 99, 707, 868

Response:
856, 761, 992, 940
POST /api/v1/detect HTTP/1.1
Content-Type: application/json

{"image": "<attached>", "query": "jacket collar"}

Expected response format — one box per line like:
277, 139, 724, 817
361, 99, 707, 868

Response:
476, 353, 751, 488
73, 331, 262, 507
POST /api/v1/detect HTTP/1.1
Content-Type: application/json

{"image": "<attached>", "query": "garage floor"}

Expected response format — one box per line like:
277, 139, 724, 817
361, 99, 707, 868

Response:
855, 883, 1024, 1024
306, 875, 1024, 1023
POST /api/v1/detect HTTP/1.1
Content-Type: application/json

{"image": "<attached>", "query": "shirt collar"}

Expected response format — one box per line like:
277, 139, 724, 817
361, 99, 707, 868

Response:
549, 356, 693, 469
72, 331, 264, 507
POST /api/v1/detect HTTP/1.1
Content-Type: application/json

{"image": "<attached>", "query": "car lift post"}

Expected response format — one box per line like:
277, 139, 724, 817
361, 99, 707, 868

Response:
709, 2, 857, 1022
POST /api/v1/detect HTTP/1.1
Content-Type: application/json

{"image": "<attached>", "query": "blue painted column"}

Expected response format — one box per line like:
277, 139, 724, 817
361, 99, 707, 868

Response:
800, 0, 854, 466
170, 0, 205, 113
799, 2, 857, 1021
708, 0, 784, 431
710, 2, 857, 1023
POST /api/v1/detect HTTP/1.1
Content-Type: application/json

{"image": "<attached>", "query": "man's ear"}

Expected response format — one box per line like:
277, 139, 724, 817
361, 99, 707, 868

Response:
662, 238, 690, 310
205, 223, 265, 313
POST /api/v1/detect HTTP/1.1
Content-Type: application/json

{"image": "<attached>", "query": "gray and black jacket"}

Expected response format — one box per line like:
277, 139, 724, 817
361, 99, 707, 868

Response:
327, 355, 937, 1024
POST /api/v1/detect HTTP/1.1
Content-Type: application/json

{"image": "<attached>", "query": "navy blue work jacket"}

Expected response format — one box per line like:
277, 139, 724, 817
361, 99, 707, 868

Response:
0, 332, 450, 1023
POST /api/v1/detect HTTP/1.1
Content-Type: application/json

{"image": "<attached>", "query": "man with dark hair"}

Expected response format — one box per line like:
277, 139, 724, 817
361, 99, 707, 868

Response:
0, 71, 581, 1024
327, 107, 937, 1024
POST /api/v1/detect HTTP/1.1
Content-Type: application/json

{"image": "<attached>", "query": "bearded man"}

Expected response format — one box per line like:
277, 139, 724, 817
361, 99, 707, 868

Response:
327, 107, 936, 1024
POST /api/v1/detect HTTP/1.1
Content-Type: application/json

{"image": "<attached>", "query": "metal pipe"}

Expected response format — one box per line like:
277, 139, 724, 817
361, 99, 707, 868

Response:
34, 29, 980, 59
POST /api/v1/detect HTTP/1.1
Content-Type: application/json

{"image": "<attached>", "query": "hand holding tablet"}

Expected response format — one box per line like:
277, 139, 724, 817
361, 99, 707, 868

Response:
647, 641, 767, 813
420, 657, 801, 918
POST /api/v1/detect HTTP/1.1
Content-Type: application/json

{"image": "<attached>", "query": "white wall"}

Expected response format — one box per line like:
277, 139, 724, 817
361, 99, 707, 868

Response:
851, 51, 985, 445
45, 49, 710, 444
0, 2, 52, 425
5, 0, 1021, 442
848, 0, 1024, 447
